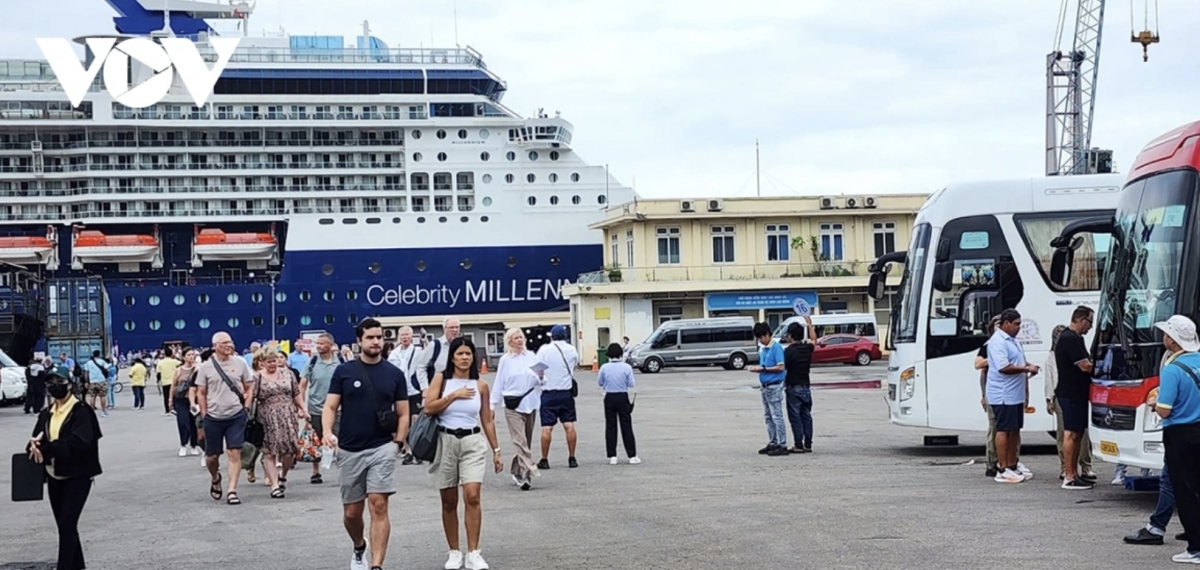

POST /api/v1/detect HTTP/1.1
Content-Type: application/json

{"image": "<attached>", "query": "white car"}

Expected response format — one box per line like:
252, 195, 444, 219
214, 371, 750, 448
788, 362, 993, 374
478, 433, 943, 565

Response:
0, 348, 28, 405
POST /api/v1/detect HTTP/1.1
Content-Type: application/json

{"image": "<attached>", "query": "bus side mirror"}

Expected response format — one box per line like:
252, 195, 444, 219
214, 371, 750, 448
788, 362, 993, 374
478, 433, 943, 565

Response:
932, 261, 954, 292
1050, 247, 1074, 287
867, 270, 886, 301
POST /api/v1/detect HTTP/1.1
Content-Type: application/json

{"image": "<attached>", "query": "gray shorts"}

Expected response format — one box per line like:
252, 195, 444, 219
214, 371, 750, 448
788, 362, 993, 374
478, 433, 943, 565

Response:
337, 443, 397, 504
310, 412, 340, 440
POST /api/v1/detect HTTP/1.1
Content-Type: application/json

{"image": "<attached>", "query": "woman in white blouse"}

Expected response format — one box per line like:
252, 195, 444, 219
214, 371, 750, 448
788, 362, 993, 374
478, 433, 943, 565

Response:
490, 327, 541, 490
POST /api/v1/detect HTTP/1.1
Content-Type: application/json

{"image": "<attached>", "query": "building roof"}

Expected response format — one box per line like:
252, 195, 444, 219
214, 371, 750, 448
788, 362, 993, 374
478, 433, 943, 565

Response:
591, 194, 930, 230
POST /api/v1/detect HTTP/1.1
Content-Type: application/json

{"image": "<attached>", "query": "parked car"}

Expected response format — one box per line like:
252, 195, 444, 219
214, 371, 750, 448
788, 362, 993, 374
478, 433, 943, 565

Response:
0, 347, 27, 405
812, 334, 882, 366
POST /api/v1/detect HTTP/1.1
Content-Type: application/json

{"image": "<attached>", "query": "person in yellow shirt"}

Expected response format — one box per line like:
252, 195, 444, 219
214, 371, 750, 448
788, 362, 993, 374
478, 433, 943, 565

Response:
156, 348, 181, 416
129, 359, 147, 410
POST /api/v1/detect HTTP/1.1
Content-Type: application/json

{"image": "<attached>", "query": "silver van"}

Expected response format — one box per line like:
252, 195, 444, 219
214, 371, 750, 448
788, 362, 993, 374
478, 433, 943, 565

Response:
627, 317, 760, 373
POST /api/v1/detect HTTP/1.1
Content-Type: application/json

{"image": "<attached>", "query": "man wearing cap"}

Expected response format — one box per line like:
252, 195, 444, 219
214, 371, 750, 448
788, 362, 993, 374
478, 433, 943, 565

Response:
1150, 315, 1200, 564
536, 325, 580, 469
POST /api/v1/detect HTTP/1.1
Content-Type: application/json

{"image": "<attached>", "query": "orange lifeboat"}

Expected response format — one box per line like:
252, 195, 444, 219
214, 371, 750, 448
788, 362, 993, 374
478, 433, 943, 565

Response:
0, 236, 54, 264
72, 230, 159, 260
193, 228, 277, 261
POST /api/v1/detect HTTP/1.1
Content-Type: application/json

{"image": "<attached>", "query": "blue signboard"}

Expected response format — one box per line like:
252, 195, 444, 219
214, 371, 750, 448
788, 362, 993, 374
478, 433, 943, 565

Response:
706, 290, 819, 312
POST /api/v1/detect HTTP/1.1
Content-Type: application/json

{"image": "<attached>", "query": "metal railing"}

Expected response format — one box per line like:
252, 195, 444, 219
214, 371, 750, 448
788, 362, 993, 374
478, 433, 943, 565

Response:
578, 261, 868, 284
0, 183, 408, 199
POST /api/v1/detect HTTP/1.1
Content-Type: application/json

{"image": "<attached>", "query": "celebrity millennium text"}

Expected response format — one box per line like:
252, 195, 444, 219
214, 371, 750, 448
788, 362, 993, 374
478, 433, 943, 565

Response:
366, 278, 572, 309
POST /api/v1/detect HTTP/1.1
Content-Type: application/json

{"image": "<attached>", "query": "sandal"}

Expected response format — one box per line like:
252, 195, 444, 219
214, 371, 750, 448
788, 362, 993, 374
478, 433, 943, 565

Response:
278, 476, 287, 491
226, 491, 241, 505
209, 474, 223, 501
310, 473, 323, 485
270, 487, 285, 499
246, 471, 256, 484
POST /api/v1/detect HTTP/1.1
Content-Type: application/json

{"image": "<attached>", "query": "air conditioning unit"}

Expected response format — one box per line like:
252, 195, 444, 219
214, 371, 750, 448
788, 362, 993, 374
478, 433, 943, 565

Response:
707, 199, 724, 212
680, 200, 695, 213
864, 196, 879, 208
383, 328, 397, 341
819, 196, 836, 210
845, 196, 861, 209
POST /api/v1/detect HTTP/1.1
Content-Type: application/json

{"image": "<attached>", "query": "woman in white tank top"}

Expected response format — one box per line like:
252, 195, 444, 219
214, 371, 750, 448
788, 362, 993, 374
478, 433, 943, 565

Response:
422, 337, 503, 570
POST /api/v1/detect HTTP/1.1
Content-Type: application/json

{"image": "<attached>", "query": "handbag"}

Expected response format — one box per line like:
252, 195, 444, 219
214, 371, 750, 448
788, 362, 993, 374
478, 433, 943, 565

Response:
409, 374, 448, 462
354, 360, 400, 434
295, 419, 322, 463
552, 343, 579, 398
215, 363, 263, 447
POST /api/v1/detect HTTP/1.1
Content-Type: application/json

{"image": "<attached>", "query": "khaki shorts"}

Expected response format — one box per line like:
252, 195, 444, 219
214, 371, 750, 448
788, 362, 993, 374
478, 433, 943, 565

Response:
428, 431, 487, 489
87, 383, 107, 397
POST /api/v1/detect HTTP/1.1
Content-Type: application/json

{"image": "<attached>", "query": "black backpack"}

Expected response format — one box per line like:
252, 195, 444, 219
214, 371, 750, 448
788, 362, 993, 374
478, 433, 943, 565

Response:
424, 340, 442, 385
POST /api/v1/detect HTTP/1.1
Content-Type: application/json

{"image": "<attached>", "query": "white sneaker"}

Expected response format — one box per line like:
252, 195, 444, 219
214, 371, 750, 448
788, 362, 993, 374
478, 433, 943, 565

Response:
511, 473, 523, 486
609, 457, 618, 465
1016, 463, 1033, 480
1113, 474, 1126, 485
465, 550, 489, 570
178, 446, 188, 457
629, 457, 642, 465
994, 469, 1024, 484
444, 550, 464, 570
1172, 550, 1200, 564
349, 542, 369, 570
189, 446, 201, 456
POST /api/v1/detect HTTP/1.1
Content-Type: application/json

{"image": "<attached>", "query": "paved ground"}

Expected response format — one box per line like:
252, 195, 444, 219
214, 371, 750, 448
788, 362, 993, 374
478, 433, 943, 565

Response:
0, 363, 1177, 570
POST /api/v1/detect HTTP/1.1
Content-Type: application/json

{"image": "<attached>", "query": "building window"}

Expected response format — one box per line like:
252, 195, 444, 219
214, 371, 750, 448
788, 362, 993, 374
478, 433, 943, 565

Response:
766, 224, 790, 262
610, 233, 619, 266
873, 221, 897, 258
626, 229, 634, 268
656, 227, 681, 265
819, 223, 844, 261
658, 305, 684, 325
711, 225, 736, 264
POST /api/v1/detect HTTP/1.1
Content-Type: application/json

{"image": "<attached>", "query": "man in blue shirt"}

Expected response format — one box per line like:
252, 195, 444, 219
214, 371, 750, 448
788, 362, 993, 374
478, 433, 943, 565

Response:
1151, 315, 1200, 564
986, 309, 1040, 484
748, 322, 788, 457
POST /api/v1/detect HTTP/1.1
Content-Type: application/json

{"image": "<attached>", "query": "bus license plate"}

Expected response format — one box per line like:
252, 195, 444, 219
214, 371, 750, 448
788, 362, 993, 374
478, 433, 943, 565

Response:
1100, 441, 1119, 456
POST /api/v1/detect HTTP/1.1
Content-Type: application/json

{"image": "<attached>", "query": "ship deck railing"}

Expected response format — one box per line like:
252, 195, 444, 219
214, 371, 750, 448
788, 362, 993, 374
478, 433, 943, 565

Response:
577, 261, 872, 284
0, 183, 408, 199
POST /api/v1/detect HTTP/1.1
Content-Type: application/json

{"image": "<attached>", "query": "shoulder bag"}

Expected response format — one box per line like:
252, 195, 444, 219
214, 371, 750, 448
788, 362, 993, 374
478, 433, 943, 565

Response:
552, 343, 579, 398
354, 360, 399, 435
1170, 361, 1200, 391
409, 375, 447, 462
214, 361, 263, 446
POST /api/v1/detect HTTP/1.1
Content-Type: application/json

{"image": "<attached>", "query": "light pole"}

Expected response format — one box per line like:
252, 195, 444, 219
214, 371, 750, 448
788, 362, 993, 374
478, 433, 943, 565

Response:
268, 272, 278, 341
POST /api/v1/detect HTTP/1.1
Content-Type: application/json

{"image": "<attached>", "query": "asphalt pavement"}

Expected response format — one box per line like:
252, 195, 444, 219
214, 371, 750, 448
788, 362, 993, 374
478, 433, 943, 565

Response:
0, 363, 1174, 570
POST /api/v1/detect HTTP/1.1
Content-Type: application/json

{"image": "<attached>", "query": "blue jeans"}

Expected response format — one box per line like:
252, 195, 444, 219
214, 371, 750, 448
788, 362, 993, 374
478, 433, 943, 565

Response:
760, 382, 786, 447
105, 382, 116, 408
132, 386, 145, 409
1150, 463, 1176, 533
786, 385, 813, 448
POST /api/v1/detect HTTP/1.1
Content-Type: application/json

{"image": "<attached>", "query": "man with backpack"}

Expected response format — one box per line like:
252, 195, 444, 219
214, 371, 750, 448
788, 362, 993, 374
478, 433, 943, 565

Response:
416, 316, 461, 400
299, 333, 345, 485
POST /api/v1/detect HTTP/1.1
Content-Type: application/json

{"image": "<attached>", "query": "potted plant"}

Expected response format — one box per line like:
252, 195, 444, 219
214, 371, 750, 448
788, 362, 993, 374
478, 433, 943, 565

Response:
607, 264, 623, 282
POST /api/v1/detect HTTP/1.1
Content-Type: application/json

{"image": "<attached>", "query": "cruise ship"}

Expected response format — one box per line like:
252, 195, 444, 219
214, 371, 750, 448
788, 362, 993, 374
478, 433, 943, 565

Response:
0, 0, 634, 360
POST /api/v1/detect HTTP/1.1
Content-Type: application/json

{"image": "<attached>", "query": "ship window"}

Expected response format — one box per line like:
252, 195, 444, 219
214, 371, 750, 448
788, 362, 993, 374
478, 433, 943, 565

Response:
349, 313, 359, 324
418, 217, 426, 223
598, 194, 608, 204
437, 152, 447, 162
481, 216, 490, 222
528, 151, 539, 161
436, 129, 446, 139
174, 319, 185, 330
301, 316, 312, 326
227, 293, 238, 304
277, 315, 287, 326
124, 321, 135, 331
412, 152, 422, 162
149, 320, 161, 331
460, 216, 468, 223
228, 317, 240, 327
348, 290, 358, 301
507, 256, 516, 267
124, 296, 135, 306
482, 197, 493, 207
319, 218, 334, 225
199, 318, 210, 329
366, 218, 381, 224
322, 264, 334, 276
479, 129, 490, 139
343, 218, 358, 225
369, 263, 381, 274
480, 152, 490, 162
572, 195, 581, 205
527, 173, 536, 183
253, 316, 264, 326
392, 217, 401, 223
439, 216, 447, 223
550, 173, 559, 183
174, 294, 185, 305
300, 290, 311, 302
550, 151, 560, 161
251, 292, 263, 303
505, 174, 514, 184
482, 174, 492, 184
416, 260, 427, 272
550, 195, 559, 205
324, 291, 334, 302
550, 256, 561, 265
506, 151, 515, 161
461, 258, 473, 270
411, 130, 422, 139
275, 291, 287, 302
324, 315, 335, 325
198, 294, 209, 305
527, 196, 537, 206
571, 173, 580, 182
457, 129, 467, 140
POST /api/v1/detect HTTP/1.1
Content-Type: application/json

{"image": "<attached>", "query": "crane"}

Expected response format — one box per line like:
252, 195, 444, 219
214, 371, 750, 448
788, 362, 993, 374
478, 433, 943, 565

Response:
1045, 0, 1161, 176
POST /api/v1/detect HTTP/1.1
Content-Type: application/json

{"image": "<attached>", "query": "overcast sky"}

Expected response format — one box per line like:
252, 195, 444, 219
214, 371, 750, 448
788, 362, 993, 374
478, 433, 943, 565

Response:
6, 0, 1197, 198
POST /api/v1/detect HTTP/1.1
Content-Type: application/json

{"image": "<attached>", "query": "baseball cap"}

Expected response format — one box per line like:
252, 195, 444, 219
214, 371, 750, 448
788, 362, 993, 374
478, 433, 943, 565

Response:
46, 366, 72, 380
1154, 315, 1200, 353
550, 324, 567, 339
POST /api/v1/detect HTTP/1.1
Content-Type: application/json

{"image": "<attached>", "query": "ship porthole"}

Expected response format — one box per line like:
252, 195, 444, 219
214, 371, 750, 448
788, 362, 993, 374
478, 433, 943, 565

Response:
324, 291, 334, 302
482, 197, 492, 207
124, 321, 135, 331
598, 194, 608, 204
482, 174, 492, 184
149, 295, 160, 306
253, 316, 264, 327
461, 258, 473, 270
301, 316, 312, 326
174, 294, 185, 306
481, 216, 490, 223
347, 290, 359, 301
174, 319, 185, 330
550, 256, 561, 266
277, 315, 287, 326
549, 195, 559, 206
199, 318, 210, 329
227, 293, 239, 304
124, 296, 135, 306
368, 262, 381, 274
479, 128, 489, 139
416, 260, 427, 272
228, 317, 240, 327
506, 256, 516, 268
299, 290, 310, 302
198, 294, 210, 305
149, 320, 161, 331
275, 292, 287, 303
572, 195, 581, 205
322, 264, 334, 276
324, 315, 335, 325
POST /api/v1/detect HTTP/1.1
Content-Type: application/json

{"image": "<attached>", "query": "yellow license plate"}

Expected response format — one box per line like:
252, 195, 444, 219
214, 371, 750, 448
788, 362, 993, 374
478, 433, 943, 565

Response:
1100, 441, 1119, 456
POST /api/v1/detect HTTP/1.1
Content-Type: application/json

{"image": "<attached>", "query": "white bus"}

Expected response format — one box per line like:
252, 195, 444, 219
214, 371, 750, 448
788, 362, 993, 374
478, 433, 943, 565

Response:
867, 174, 1123, 437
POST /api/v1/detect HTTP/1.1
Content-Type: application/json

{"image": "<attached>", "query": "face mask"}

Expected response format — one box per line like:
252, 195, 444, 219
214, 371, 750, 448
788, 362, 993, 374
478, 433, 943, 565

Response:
48, 383, 70, 400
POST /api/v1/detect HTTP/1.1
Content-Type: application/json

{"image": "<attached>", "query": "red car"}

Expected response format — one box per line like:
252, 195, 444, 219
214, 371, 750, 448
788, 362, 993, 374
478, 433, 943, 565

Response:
812, 334, 882, 366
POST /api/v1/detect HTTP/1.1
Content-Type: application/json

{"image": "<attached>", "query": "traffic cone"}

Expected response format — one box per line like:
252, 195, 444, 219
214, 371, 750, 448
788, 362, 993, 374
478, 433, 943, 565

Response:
591, 356, 599, 372
480, 358, 489, 374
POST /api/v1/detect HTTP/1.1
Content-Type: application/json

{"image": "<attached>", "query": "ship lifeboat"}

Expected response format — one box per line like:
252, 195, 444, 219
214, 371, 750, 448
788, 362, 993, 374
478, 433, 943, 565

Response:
71, 230, 160, 261
193, 229, 278, 261
0, 236, 55, 264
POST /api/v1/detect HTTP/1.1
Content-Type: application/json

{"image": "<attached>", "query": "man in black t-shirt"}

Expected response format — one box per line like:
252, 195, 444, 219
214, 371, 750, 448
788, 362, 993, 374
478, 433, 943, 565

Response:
784, 318, 817, 453
1054, 306, 1096, 490
322, 318, 410, 570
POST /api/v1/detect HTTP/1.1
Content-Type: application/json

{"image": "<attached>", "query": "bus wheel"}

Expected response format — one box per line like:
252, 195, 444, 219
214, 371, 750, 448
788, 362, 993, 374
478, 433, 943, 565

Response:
855, 351, 872, 366
727, 353, 748, 371
642, 357, 663, 374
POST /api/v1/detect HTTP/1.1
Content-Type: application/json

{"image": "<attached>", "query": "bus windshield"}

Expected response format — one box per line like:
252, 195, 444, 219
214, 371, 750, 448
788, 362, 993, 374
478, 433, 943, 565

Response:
1097, 170, 1195, 359
892, 223, 931, 344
